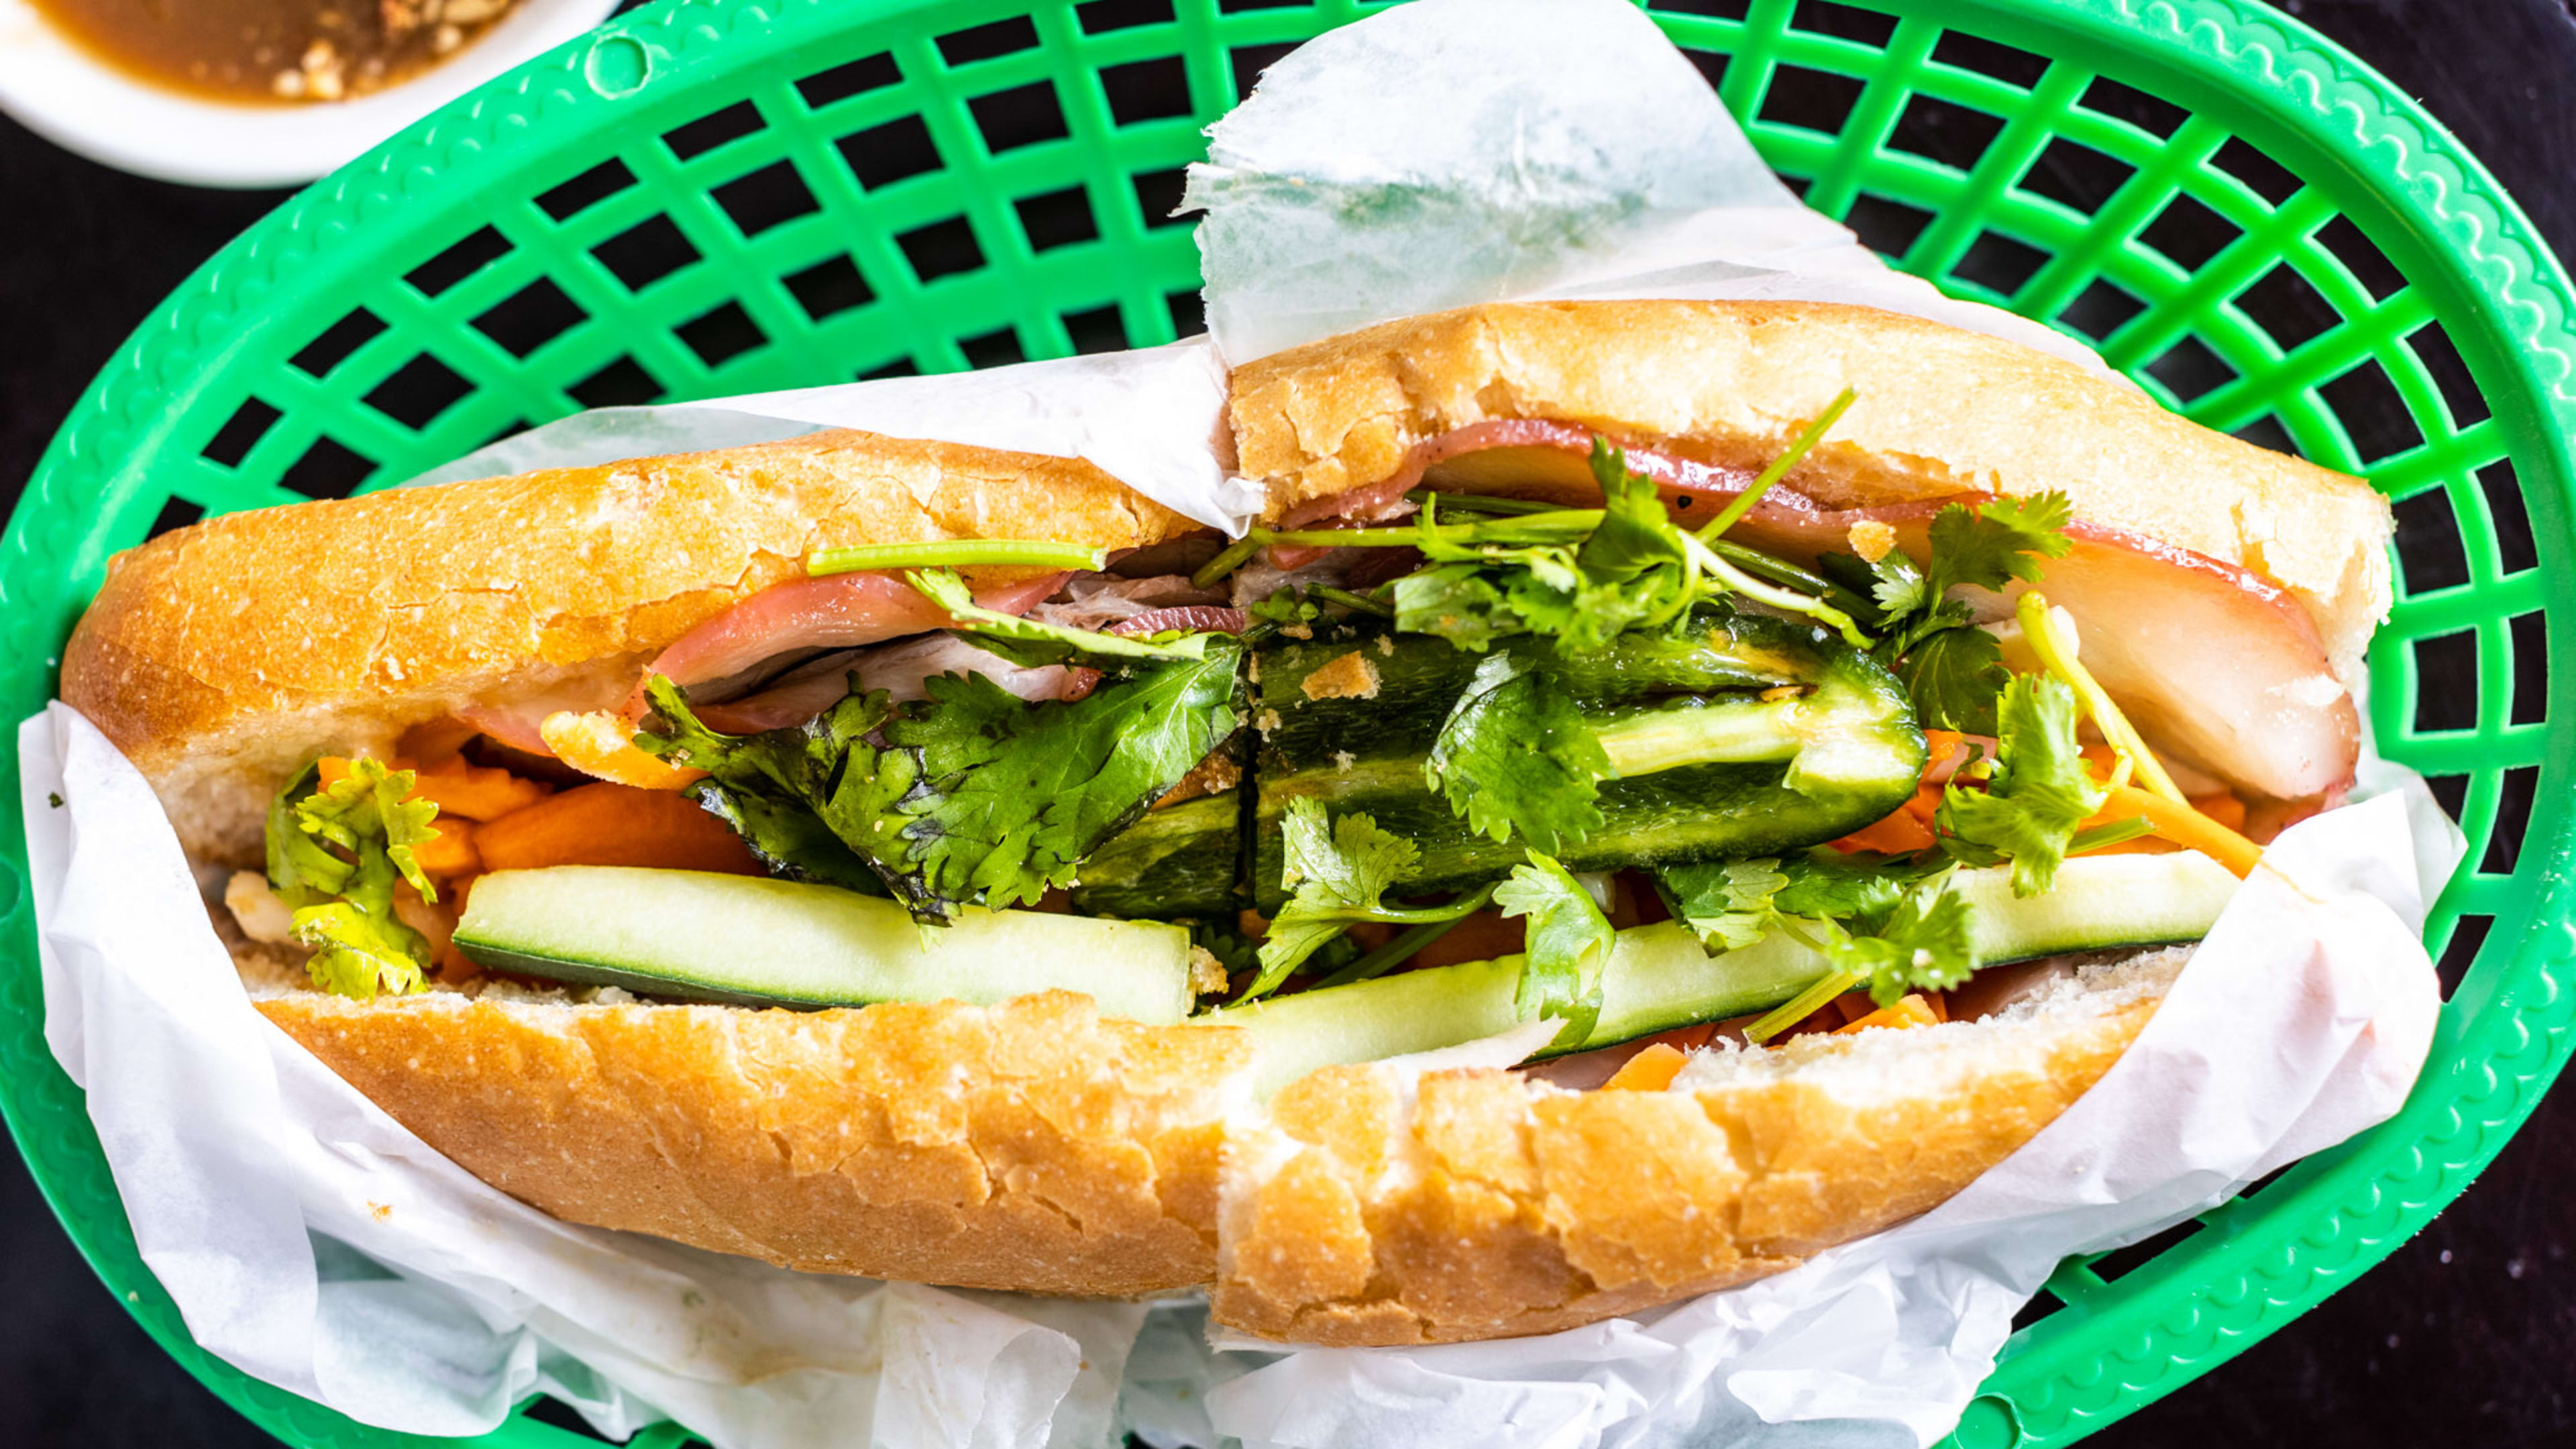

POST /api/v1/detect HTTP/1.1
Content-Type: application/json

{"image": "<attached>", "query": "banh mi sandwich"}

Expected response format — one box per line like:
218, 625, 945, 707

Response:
62, 299, 2391, 1347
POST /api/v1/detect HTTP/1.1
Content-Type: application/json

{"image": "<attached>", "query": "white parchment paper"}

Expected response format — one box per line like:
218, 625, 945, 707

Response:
26, 0, 2458, 1444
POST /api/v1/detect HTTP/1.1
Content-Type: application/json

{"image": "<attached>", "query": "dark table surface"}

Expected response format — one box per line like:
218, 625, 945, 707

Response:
3, 0, 2573, 1444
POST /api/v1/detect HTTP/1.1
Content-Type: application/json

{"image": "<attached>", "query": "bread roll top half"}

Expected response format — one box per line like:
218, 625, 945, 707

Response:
64, 430, 1199, 861
1228, 299, 2394, 678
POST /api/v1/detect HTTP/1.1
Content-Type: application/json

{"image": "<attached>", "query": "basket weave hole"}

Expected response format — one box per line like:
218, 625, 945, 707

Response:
280, 435, 376, 500
2404, 320, 2492, 429
1062, 303, 1128, 355
2141, 335, 2235, 407
473, 278, 587, 360
959, 326, 1027, 370
2208, 136, 2306, 209
2055, 276, 2145, 342
2076, 74, 2186, 139
2478, 763, 2539, 876
2087, 1218, 2204, 1285
568, 356, 661, 410
2508, 610, 2548, 727
1100, 55, 1195, 127
2409, 630, 2479, 735
935, 15, 1039, 66
2233, 262, 2338, 352
1949, 230, 2047, 303
199, 397, 282, 469
784, 254, 874, 323
1927, 26, 2049, 89
2477, 460, 2538, 574
147, 497, 206, 542
1788, 0, 1898, 48
407, 223, 511, 298
2316, 356, 2425, 465
364, 353, 474, 431
1130, 166, 1189, 230
2015, 135, 2135, 215
1885, 93, 2007, 171
2137, 192, 2237, 274
1015, 185, 1100, 253
1076, 0, 1171, 35
1758, 62, 1866, 138
968, 80, 1071, 156
1840, 193, 1933, 260
676, 301, 767, 370
2392, 488, 2472, 596
592, 215, 702, 293
290, 307, 389, 378
1229, 42, 1296, 103
2314, 213, 2408, 303
537, 158, 638, 221
837, 115, 942, 193
896, 216, 985, 283
712, 160, 822, 239
664, 100, 766, 163
794, 51, 898, 113
2434, 913, 2492, 997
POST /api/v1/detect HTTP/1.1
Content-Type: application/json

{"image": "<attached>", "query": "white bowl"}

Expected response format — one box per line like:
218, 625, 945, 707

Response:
0, 0, 619, 187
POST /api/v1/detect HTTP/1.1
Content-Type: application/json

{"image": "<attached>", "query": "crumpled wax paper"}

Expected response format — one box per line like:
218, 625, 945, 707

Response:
28, 0, 2459, 1444
1183, 0, 2118, 380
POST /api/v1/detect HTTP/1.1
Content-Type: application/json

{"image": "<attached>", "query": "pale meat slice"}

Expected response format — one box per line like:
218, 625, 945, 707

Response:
1344, 424, 2357, 800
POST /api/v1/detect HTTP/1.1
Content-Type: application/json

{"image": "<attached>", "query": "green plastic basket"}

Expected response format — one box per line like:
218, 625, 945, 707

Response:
4, 0, 2569, 1444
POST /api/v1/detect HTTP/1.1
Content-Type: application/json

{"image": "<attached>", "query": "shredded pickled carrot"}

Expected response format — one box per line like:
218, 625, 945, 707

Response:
2082, 784, 2263, 877
1602, 1042, 1690, 1091
1835, 994, 1941, 1034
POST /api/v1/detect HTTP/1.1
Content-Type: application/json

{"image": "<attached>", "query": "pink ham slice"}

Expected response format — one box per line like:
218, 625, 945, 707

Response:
1344, 423, 2357, 800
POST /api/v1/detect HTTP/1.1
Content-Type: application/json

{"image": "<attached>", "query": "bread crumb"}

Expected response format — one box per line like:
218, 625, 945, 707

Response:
1254, 708, 1283, 734
1188, 947, 1230, 998
1847, 519, 1898, 564
368, 1200, 393, 1222
1332, 750, 1355, 771
1299, 651, 1381, 702
1375, 635, 1395, 656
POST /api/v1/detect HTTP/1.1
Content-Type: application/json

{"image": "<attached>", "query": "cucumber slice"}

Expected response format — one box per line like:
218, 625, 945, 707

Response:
1206, 852, 2236, 1095
453, 866, 1195, 1023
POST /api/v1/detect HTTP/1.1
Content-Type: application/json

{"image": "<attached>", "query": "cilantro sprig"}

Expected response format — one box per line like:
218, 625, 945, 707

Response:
1825, 492, 2074, 734
1937, 671, 2108, 896
1421, 651, 1612, 854
1248, 799, 1497, 997
264, 757, 443, 1000
1494, 851, 1617, 1044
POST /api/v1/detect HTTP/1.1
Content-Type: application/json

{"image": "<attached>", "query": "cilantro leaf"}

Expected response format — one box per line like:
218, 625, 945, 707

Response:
1922, 492, 2074, 601
1892, 623, 2011, 735
1771, 848, 1951, 920
1937, 672, 2105, 896
1651, 856, 1787, 952
1495, 851, 1616, 1044
1250, 799, 1423, 997
1391, 564, 1519, 651
1825, 877, 1978, 1008
905, 566, 1211, 669
1422, 651, 1612, 853
643, 640, 1244, 922
262, 759, 437, 1000
294, 898, 428, 1000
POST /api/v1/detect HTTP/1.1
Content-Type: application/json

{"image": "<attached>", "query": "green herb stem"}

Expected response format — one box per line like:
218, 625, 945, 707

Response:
1307, 584, 1396, 618
1311, 885, 1499, 989
1699, 386, 1859, 541
1190, 534, 1265, 589
1743, 967, 1864, 1045
1705, 538, 1877, 620
2068, 816, 2158, 855
1680, 533, 1872, 647
810, 539, 1106, 576
1403, 489, 1560, 516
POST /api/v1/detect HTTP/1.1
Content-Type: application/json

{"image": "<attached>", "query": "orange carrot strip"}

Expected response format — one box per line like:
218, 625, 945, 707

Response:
2086, 784, 2263, 878
409, 820, 479, 877
406, 759, 552, 820
1602, 1042, 1689, 1091
2188, 791, 2248, 833
1835, 994, 1941, 1034
1831, 784, 1940, 855
540, 710, 704, 791
473, 782, 761, 876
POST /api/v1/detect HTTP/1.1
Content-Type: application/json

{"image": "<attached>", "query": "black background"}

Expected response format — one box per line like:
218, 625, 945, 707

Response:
1, 0, 2572, 1444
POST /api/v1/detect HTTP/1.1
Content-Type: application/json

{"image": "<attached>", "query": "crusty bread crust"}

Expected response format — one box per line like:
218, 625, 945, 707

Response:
1214, 981, 2157, 1344
65, 430, 1197, 861
1230, 300, 2393, 676
254, 987, 1246, 1295
252, 954, 2166, 1338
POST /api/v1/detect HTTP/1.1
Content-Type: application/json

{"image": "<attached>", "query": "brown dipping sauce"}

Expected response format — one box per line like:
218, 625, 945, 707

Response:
28, 0, 526, 104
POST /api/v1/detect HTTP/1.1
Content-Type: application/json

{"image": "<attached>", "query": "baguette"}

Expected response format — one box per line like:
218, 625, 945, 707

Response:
62, 299, 2365, 1345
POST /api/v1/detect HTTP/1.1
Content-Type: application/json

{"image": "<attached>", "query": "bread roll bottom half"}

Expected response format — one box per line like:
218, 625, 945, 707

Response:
61, 301, 2378, 1344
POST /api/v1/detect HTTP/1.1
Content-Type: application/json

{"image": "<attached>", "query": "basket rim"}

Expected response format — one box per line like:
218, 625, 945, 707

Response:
2, 0, 2571, 1445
